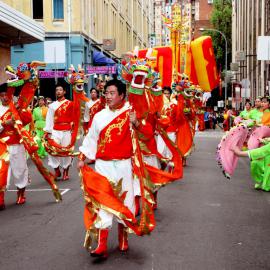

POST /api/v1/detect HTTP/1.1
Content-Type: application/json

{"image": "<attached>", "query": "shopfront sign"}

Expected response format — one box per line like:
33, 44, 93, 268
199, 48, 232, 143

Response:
38, 70, 65, 78
86, 65, 117, 74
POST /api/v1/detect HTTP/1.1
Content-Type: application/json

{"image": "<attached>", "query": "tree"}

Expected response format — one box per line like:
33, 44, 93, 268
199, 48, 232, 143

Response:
205, 0, 232, 72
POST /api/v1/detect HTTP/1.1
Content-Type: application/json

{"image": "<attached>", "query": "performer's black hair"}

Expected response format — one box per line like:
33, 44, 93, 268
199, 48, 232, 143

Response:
55, 84, 66, 91
105, 79, 126, 99
245, 101, 252, 107
163, 86, 172, 94
0, 83, 7, 93
90, 87, 99, 97
261, 96, 269, 102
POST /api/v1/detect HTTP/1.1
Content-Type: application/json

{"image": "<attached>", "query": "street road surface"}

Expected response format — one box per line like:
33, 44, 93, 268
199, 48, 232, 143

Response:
1, 130, 270, 270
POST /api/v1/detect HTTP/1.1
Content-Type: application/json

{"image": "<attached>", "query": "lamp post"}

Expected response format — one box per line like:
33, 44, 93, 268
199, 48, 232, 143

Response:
199, 27, 228, 107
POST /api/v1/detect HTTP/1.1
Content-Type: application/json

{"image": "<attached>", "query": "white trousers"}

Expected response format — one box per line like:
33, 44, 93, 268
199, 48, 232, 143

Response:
7, 144, 28, 189
94, 158, 135, 229
48, 130, 72, 169
157, 132, 176, 159
133, 155, 160, 196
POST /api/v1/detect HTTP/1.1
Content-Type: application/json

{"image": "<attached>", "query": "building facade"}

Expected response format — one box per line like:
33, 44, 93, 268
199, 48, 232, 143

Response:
232, 0, 270, 100
153, 0, 213, 47
2, 0, 154, 97
0, 1, 44, 84
192, 0, 213, 38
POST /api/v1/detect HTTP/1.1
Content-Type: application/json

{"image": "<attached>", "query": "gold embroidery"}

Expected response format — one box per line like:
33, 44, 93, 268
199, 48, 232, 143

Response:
60, 101, 69, 113
1, 111, 12, 122
98, 111, 129, 153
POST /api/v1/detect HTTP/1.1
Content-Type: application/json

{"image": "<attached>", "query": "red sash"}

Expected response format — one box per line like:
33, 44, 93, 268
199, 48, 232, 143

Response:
96, 110, 132, 160
165, 103, 179, 132
54, 100, 73, 130
88, 97, 106, 129
0, 141, 8, 190
0, 109, 27, 145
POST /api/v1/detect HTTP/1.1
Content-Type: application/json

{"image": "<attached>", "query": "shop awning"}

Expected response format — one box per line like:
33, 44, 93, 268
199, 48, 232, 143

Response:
0, 1, 45, 45
93, 50, 115, 66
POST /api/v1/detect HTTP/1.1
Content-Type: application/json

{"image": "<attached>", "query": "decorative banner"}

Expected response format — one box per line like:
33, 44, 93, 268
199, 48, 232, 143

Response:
190, 36, 219, 92
86, 65, 117, 74
185, 43, 198, 85
139, 46, 175, 87
39, 70, 65, 78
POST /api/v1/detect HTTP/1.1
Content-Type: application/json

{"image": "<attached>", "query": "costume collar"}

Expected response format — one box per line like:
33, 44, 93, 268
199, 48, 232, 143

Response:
57, 97, 65, 102
109, 100, 126, 112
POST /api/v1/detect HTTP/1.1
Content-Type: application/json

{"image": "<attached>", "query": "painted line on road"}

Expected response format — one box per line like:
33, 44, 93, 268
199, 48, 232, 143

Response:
7, 188, 71, 196
60, 189, 70, 195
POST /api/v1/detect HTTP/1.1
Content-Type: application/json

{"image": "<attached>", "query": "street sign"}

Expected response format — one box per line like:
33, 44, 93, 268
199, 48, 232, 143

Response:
86, 65, 117, 74
241, 78, 250, 88
257, 36, 270, 60
225, 70, 234, 83
230, 62, 239, 71
235, 51, 245, 61
149, 34, 156, 47
102, 39, 116, 51
241, 88, 250, 98
218, 100, 224, 107
39, 70, 65, 78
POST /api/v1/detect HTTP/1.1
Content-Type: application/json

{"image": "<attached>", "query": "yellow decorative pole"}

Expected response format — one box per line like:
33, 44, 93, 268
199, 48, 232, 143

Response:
162, 3, 183, 83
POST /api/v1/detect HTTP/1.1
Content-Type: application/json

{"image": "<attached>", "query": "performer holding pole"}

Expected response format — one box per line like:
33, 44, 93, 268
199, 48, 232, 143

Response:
0, 83, 32, 209
44, 85, 73, 181
77, 79, 154, 259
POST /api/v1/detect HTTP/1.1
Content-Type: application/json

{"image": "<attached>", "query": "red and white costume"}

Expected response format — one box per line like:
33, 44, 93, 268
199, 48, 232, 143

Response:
83, 99, 100, 123
44, 98, 73, 169
0, 105, 30, 190
79, 102, 135, 228
157, 98, 178, 159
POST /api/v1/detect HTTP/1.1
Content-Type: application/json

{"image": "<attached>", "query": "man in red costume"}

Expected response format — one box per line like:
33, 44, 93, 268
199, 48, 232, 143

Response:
77, 79, 152, 259
83, 88, 99, 134
44, 85, 73, 181
157, 87, 178, 166
0, 83, 32, 209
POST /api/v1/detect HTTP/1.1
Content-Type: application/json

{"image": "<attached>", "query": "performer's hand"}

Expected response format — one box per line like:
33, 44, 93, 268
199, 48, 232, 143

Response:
44, 132, 49, 138
230, 145, 241, 153
77, 160, 85, 170
130, 111, 140, 128
5, 119, 15, 126
230, 146, 248, 157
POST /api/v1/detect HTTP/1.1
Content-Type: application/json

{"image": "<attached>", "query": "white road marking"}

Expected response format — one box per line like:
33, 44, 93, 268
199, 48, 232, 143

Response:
195, 131, 224, 139
205, 203, 221, 207
7, 188, 70, 196
60, 189, 70, 195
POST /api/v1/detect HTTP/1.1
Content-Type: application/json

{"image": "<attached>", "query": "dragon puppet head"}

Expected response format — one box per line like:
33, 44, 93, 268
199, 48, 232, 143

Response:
5, 61, 46, 88
64, 65, 88, 93
194, 86, 203, 100
4, 61, 46, 109
118, 47, 159, 95
172, 74, 199, 100
117, 47, 160, 118
150, 72, 164, 114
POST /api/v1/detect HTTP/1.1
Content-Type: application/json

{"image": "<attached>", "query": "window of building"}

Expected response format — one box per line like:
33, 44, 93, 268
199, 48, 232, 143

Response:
266, 0, 270, 34
53, 0, 64, 20
33, 0, 43, 19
